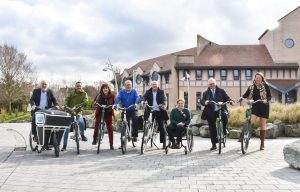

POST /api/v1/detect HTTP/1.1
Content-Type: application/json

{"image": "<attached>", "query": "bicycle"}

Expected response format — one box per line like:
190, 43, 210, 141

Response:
140, 102, 164, 154
238, 98, 263, 154
116, 105, 136, 154
94, 103, 113, 154
63, 103, 85, 155
208, 100, 232, 154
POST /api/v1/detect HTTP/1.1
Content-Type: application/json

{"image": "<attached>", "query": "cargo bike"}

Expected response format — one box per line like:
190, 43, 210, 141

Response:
29, 108, 73, 157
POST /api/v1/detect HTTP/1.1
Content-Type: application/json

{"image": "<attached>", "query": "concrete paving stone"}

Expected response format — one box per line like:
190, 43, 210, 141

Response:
275, 185, 297, 190
0, 123, 300, 192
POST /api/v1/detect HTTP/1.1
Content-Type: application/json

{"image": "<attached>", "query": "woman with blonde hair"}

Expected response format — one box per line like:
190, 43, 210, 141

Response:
240, 72, 272, 150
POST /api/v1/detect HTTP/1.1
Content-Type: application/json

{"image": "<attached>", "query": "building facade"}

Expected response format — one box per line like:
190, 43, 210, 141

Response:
122, 6, 300, 110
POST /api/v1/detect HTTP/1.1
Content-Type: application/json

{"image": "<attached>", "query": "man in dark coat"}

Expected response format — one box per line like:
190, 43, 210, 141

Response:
142, 81, 168, 149
29, 80, 59, 139
201, 78, 233, 150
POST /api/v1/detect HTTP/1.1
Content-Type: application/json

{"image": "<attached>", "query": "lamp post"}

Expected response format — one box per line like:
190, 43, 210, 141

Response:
102, 58, 118, 96
181, 72, 190, 109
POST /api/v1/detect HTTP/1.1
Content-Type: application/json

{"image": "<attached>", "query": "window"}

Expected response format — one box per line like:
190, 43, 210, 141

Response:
166, 93, 169, 110
184, 92, 188, 108
220, 69, 227, 80
208, 69, 214, 78
183, 69, 190, 80
151, 71, 159, 81
195, 69, 202, 80
165, 74, 170, 84
285, 38, 295, 48
245, 69, 252, 80
233, 69, 240, 80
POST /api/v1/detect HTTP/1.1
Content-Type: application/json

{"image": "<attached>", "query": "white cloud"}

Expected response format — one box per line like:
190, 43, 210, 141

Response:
0, 0, 299, 84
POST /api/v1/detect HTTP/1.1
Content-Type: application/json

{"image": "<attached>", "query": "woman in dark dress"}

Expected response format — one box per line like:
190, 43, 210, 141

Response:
240, 72, 271, 150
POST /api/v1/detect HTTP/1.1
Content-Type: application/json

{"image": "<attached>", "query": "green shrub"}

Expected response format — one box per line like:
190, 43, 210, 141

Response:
228, 102, 300, 127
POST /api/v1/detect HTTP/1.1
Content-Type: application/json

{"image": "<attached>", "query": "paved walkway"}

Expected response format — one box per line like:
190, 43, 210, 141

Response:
0, 123, 299, 192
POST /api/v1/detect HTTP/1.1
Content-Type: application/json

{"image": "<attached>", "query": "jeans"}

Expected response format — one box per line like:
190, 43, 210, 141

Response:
63, 115, 85, 145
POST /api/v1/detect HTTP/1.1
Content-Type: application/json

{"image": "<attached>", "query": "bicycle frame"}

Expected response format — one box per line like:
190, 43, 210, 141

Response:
95, 103, 113, 154
239, 98, 263, 154
209, 100, 231, 154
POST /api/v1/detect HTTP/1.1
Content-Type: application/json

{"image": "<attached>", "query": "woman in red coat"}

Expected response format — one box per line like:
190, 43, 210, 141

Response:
93, 84, 115, 150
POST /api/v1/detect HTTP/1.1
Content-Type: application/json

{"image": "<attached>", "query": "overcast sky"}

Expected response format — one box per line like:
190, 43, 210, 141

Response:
0, 0, 299, 85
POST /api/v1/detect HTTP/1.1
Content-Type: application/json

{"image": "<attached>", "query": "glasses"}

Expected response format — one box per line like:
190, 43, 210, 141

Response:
209, 83, 215, 86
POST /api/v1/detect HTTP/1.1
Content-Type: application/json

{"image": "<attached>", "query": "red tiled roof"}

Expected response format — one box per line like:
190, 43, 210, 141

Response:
176, 44, 297, 69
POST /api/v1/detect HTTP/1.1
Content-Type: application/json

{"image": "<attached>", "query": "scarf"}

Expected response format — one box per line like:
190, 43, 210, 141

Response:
248, 82, 267, 100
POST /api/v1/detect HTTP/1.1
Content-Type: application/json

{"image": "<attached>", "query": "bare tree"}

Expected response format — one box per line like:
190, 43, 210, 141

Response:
0, 44, 35, 114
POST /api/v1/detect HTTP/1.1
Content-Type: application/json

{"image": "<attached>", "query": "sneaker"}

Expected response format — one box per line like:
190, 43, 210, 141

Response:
110, 145, 114, 150
61, 144, 67, 152
81, 135, 88, 142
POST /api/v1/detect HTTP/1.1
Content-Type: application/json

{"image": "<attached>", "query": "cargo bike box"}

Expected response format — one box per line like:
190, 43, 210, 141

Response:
30, 109, 73, 157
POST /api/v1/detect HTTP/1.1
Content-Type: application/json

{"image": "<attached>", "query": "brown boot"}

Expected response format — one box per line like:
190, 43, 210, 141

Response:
260, 130, 266, 150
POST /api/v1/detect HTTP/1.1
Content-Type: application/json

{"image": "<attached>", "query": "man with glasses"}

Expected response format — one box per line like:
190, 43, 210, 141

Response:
61, 81, 88, 151
201, 78, 233, 150
29, 80, 59, 145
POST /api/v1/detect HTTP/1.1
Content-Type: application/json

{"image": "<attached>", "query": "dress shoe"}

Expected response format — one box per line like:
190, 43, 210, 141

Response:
61, 144, 67, 151
110, 145, 114, 150
132, 137, 138, 142
92, 138, 97, 145
210, 145, 217, 150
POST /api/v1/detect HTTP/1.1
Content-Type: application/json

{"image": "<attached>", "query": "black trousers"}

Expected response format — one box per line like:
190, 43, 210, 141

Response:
122, 110, 138, 137
31, 111, 37, 136
166, 124, 186, 144
207, 110, 228, 145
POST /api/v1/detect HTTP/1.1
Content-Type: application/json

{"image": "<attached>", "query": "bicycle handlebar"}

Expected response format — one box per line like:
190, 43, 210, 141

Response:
238, 98, 265, 105
95, 103, 113, 109
208, 100, 232, 106
117, 105, 136, 111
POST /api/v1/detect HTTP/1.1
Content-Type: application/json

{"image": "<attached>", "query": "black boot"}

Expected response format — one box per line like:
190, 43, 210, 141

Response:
81, 134, 88, 142
92, 138, 97, 145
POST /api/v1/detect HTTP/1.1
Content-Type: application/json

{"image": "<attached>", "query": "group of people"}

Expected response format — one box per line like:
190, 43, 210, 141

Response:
29, 71, 271, 152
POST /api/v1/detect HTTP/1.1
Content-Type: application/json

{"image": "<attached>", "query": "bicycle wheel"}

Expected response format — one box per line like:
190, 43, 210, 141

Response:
29, 130, 37, 152
120, 122, 128, 154
97, 122, 105, 154
187, 128, 194, 152
241, 121, 251, 154
52, 132, 59, 157
73, 122, 80, 154
217, 120, 223, 154
141, 121, 150, 154
151, 120, 158, 148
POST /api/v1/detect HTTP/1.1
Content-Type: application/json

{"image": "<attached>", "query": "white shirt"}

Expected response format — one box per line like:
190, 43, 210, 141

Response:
39, 90, 48, 109
152, 91, 160, 111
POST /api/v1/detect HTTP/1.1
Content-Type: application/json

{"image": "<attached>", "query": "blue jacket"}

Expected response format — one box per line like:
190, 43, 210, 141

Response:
114, 88, 140, 110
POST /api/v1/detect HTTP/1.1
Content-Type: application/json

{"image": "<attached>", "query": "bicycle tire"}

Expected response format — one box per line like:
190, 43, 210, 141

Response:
241, 121, 251, 154
97, 122, 105, 154
141, 121, 150, 154
151, 120, 158, 147
73, 123, 80, 154
29, 130, 37, 152
120, 122, 127, 154
52, 132, 59, 157
187, 128, 194, 152
218, 120, 223, 154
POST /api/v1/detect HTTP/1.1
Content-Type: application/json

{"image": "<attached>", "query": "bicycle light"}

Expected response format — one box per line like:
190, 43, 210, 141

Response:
35, 113, 45, 125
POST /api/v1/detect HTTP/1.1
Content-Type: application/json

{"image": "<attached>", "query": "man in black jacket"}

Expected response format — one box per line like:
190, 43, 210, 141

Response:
201, 78, 233, 150
142, 81, 168, 149
29, 80, 59, 139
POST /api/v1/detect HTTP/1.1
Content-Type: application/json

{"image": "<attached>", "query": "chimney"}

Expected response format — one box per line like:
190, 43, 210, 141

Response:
197, 34, 210, 56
